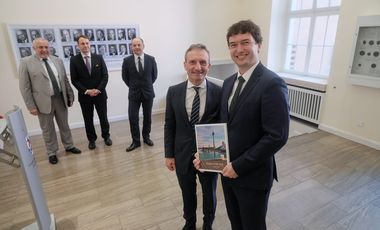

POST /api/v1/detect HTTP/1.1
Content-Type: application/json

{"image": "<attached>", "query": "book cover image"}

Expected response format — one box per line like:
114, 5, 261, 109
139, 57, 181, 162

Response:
195, 123, 229, 173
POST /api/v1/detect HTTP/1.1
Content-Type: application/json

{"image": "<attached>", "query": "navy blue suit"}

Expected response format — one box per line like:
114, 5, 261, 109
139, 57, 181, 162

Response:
70, 54, 110, 142
220, 62, 289, 230
122, 54, 157, 144
165, 79, 221, 227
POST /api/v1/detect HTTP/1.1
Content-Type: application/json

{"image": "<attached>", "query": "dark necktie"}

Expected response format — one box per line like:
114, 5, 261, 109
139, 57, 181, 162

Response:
43, 59, 60, 96
229, 76, 245, 114
85, 56, 91, 73
138, 56, 143, 75
190, 87, 200, 126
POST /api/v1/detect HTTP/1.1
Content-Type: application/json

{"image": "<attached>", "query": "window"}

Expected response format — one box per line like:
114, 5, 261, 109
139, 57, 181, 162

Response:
284, 0, 340, 77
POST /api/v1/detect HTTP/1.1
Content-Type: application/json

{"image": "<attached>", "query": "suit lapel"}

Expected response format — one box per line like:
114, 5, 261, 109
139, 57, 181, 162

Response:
35, 55, 49, 79
201, 80, 212, 122
178, 82, 189, 125
229, 63, 263, 120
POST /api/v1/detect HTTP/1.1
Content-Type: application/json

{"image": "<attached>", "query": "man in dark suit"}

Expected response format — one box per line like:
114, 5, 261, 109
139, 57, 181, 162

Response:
70, 35, 112, 150
122, 37, 157, 152
165, 44, 221, 230
19, 38, 81, 165
195, 20, 290, 230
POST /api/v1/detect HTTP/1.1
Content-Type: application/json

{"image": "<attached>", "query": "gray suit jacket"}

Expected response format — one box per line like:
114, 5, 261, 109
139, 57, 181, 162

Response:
19, 54, 74, 114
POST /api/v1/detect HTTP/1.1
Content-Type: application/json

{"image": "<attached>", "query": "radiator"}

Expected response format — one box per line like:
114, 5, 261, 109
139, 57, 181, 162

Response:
287, 85, 325, 124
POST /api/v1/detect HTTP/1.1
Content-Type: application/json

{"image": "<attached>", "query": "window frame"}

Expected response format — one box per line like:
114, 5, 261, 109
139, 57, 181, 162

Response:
283, 0, 340, 78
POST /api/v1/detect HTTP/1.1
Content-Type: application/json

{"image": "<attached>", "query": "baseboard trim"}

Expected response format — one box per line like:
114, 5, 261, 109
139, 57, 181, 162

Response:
27, 108, 165, 136
319, 124, 380, 150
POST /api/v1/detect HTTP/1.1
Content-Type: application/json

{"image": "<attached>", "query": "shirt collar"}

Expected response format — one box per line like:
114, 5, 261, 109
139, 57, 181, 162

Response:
237, 61, 260, 82
81, 52, 91, 58
187, 78, 207, 89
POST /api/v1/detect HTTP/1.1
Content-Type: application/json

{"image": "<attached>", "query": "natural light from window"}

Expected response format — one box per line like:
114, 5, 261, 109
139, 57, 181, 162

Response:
284, 0, 341, 78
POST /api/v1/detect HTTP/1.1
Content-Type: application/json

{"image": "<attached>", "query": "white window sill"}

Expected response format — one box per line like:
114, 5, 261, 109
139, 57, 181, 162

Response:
278, 72, 327, 92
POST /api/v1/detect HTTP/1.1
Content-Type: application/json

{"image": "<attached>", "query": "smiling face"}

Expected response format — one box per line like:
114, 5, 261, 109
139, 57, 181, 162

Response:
184, 48, 210, 86
228, 33, 261, 74
33, 38, 49, 59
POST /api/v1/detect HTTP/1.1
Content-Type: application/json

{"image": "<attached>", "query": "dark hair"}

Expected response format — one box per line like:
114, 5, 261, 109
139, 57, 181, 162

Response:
226, 19, 263, 45
184, 43, 210, 62
76, 35, 89, 43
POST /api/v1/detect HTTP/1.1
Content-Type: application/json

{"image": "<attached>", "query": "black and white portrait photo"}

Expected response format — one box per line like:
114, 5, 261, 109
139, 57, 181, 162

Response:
29, 29, 41, 41
16, 29, 29, 43
107, 29, 116, 41
19, 47, 32, 57
63, 45, 74, 58
60, 29, 72, 42
96, 29, 105, 41
84, 29, 95, 41
119, 43, 128, 56
72, 29, 83, 42
117, 28, 126, 40
108, 44, 118, 56
43, 29, 56, 42
98, 44, 107, 56
127, 28, 136, 40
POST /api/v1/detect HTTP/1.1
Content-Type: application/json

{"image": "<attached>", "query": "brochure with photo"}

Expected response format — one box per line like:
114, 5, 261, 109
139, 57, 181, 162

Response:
195, 123, 229, 173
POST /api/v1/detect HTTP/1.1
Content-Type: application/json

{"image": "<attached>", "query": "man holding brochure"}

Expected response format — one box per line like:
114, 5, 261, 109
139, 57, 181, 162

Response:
164, 44, 221, 230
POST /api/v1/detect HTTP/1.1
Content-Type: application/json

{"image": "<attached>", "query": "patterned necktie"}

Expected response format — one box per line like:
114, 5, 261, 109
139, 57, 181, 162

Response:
85, 56, 91, 73
138, 56, 143, 75
229, 76, 245, 114
190, 87, 200, 126
43, 59, 60, 95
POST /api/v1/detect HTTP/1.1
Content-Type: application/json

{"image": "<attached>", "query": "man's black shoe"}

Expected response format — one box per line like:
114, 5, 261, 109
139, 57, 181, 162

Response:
65, 146, 82, 154
104, 138, 113, 146
182, 223, 196, 230
143, 138, 154, 146
88, 141, 96, 150
49, 155, 58, 164
126, 142, 141, 152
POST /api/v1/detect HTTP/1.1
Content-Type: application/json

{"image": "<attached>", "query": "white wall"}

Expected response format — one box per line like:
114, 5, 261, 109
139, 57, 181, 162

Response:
319, 0, 380, 149
0, 0, 197, 133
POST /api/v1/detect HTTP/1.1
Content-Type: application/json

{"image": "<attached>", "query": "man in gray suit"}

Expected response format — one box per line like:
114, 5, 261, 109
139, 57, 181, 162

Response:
19, 38, 81, 165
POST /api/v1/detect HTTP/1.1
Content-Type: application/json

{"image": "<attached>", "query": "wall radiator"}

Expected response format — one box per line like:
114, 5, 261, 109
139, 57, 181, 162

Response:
287, 85, 325, 124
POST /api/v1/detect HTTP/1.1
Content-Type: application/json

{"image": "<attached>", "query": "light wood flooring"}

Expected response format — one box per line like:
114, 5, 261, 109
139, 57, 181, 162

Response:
1, 114, 380, 230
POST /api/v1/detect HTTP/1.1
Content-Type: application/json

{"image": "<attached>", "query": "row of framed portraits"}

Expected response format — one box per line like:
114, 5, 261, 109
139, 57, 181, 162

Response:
8, 24, 140, 70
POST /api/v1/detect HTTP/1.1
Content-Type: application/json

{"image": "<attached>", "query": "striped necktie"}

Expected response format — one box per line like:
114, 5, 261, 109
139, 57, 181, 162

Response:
190, 87, 200, 126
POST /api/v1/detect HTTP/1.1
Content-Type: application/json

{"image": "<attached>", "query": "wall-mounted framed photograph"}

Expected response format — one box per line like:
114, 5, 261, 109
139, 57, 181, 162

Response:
348, 15, 380, 88
8, 24, 139, 73
195, 123, 230, 173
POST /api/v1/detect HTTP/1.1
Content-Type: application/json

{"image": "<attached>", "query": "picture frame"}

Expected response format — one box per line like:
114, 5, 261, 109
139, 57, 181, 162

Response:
195, 123, 230, 173
348, 15, 380, 88
8, 24, 139, 73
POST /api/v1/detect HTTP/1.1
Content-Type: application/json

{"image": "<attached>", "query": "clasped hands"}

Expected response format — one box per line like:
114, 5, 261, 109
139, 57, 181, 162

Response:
85, 89, 101, 97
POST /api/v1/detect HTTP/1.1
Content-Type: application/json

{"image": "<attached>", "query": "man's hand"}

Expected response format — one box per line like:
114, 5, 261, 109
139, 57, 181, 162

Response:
222, 163, 239, 179
165, 158, 176, 171
29, 108, 39, 116
192, 152, 204, 172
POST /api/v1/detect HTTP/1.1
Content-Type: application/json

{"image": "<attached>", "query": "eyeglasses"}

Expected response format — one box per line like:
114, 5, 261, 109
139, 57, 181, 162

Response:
228, 40, 255, 49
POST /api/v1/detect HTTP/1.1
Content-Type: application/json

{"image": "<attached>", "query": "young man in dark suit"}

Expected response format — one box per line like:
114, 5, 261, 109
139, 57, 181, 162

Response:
165, 44, 221, 230
70, 35, 112, 150
194, 20, 290, 230
122, 37, 157, 152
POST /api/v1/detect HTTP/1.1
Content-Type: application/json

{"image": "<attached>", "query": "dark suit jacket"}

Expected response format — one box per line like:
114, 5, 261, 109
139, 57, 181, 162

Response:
70, 53, 108, 103
220, 62, 289, 189
121, 54, 157, 100
165, 79, 221, 174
